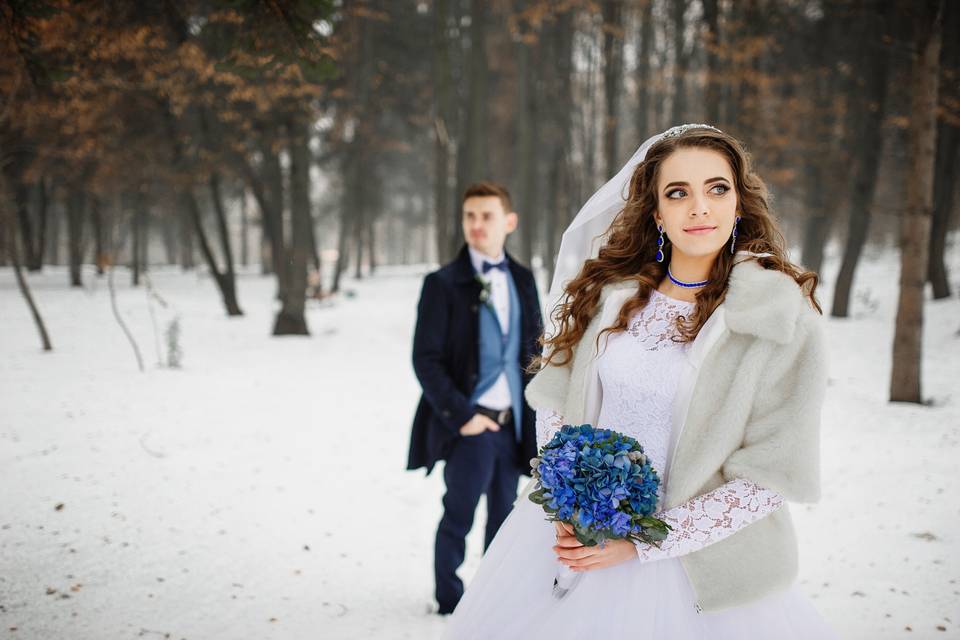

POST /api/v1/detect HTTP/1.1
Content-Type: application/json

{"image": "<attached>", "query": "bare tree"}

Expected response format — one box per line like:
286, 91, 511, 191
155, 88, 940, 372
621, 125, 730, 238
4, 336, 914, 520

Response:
927, 0, 959, 299
831, 2, 896, 317
635, 0, 655, 137
433, 0, 456, 264
602, 0, 625, 178
272, 112, 312, 335
890, 0, 943, 404
2, 194, 52, 351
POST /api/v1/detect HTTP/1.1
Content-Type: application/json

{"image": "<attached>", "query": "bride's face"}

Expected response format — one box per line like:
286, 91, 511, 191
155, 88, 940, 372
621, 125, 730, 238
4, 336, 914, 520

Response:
653, 147, 739, 261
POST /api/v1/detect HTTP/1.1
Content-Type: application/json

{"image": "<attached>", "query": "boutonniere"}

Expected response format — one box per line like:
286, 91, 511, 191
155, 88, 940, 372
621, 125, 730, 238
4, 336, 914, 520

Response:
473, 274, 495, 311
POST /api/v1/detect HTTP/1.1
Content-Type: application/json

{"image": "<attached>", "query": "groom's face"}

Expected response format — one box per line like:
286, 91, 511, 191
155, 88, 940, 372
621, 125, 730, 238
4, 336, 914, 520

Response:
462, 196, 518, 258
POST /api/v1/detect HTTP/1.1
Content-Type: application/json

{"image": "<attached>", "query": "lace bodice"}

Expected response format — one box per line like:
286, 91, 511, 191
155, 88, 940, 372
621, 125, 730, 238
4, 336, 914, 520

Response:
535, 289, 694, 484
595, 289, 693, 498
533, 288, 783, 563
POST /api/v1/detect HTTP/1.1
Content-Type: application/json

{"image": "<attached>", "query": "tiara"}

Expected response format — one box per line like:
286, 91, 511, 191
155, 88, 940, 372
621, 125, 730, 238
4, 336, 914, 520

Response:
661, 123, 722, 139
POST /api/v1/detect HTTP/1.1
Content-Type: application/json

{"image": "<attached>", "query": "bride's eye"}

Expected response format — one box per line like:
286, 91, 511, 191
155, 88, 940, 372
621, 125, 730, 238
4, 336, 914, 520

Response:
666, 189, 686, 199
710, 184, 730, 195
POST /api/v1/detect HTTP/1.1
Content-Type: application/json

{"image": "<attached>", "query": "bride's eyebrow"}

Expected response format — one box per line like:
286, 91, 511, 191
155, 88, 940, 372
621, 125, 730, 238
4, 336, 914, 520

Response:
663, 177, 731, 190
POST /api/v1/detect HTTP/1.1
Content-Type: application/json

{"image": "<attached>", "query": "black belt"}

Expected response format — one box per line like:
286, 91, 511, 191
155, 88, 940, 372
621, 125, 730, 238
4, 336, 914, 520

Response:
476, 405, 513, 426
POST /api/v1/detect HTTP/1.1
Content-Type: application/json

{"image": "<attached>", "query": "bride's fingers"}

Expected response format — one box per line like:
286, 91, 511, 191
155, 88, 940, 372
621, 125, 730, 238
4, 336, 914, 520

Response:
553, 534, 582, 548
565, 554, 608, 570
553, 545, 597, 560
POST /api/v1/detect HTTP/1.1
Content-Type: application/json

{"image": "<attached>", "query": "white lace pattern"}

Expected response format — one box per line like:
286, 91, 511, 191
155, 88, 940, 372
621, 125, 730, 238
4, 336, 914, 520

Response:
535, 407, 566, 450
635, 477, 783, 562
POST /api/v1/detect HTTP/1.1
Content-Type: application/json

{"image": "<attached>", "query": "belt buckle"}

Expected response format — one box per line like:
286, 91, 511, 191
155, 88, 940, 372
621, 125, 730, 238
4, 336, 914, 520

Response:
497, 409, 509, 425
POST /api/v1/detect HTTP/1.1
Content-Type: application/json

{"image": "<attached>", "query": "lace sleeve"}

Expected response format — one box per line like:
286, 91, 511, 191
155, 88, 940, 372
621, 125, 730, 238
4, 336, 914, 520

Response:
634, 478, 783, 562
535, 407, 566, 449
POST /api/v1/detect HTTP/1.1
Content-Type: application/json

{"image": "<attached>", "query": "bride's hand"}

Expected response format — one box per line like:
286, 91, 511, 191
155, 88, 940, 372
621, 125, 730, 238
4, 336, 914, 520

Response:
553, 526, 636, 572
553, 521, 575, 539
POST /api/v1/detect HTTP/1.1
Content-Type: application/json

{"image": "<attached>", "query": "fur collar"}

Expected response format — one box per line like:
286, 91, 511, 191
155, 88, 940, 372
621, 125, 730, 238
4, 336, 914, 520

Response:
595, 252, 805, 345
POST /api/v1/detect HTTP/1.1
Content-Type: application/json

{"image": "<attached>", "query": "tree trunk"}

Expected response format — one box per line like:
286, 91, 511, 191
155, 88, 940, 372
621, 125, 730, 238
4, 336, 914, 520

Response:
29, 177, 48, 271
515, 7, 537, 265
240, 185, 250, 268
234, 149, 279, 277
308, 202, 321, 274
637, 0, 654, 136
831, 5, 894, 317
353, 182, 365, 280
66, 186, 85, 287
367, 211, 376, 275
90, 196, 107, 275
260, 230, 271, 275
184, 189, 243, 316
540, 7, 575, 285
433, 0, 455, 265
543, 155, 560, 288
799, 172, 829, 274
670, 0, 688, 124
162, 205, 177, 265
14, 181, 38, 270
178, 204, 195, 270
208, 170, 242, 314
262, 143, 287, 299
602, 0, 624, 178
132, 194, 143, 286
0, 204, 7, 266
273, 113, 311, 336
7, 211, 52, 350
332, 169, 351, 294
799, 10, 840, 276
928, 114, 958, 299
927, 0, 959, 299
453, 0, 490, 259
890, 0, 942, 403
702, 0, 721, 125
45, 197, 61, 265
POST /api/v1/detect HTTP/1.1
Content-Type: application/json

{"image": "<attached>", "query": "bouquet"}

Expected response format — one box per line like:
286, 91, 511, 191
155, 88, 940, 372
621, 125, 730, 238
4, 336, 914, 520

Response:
529, 423, 671, 598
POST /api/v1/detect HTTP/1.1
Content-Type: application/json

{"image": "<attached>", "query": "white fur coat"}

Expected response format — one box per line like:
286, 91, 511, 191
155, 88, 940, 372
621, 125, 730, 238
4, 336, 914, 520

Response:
523, 253, 828, 612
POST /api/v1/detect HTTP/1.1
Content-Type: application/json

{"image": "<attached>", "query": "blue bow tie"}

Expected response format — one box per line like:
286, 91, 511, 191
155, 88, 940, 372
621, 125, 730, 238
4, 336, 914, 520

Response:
482, 259, 507, 274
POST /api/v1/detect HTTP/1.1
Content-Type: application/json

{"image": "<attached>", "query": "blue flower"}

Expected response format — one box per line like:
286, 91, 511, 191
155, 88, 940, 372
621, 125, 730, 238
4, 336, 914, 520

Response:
529, 423, 669, 546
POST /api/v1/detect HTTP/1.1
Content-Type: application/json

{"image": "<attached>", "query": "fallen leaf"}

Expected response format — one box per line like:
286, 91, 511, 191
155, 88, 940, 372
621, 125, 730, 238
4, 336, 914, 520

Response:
911, 531, 938, 541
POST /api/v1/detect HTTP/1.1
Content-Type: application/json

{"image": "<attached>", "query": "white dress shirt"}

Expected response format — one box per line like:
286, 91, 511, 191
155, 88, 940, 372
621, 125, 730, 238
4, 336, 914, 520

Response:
468, 245, 513, 411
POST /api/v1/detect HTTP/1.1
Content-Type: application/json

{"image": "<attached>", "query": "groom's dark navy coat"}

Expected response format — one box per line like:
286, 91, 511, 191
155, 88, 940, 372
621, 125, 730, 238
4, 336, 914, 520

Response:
407, 244, 543, 476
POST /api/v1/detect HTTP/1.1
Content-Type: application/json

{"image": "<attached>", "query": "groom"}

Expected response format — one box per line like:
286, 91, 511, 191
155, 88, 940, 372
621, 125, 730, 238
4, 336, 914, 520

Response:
407, 181, 543, 615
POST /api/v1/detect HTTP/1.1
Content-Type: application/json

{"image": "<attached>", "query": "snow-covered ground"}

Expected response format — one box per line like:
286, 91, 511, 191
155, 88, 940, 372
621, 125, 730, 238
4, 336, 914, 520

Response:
1, 249, 958, 640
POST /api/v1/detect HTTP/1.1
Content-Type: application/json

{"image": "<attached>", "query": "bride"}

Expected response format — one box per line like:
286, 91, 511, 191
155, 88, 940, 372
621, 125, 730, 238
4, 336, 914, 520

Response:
441, 124, 839, 638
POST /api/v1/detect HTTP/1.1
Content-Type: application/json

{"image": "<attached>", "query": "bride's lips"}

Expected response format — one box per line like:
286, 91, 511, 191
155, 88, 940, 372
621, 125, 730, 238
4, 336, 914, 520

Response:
683, 225, 717, 235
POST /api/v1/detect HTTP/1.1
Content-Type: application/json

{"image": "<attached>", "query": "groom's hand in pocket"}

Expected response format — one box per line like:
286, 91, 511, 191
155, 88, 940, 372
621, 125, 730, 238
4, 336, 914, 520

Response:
459, 414, 500, 436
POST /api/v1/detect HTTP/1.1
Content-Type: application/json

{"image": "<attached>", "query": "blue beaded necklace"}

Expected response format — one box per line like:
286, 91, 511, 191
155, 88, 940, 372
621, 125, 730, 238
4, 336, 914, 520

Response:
667, 266, 710, 288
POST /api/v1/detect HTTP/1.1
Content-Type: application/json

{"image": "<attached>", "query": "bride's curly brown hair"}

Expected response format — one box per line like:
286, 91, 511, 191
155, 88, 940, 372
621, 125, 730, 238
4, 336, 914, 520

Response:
532, 127, 821, 371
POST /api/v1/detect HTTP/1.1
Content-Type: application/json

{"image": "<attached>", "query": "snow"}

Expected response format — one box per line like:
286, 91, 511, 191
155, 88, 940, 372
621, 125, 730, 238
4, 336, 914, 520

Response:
1, 250, 958, 639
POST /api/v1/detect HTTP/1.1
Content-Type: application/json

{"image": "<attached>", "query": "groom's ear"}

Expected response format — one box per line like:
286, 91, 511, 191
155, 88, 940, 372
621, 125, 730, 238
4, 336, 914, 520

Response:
505, 211, 519, 233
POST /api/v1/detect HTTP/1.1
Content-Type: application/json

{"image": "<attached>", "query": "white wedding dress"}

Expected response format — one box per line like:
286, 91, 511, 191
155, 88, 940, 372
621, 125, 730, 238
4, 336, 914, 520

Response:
442, 290, 837, 639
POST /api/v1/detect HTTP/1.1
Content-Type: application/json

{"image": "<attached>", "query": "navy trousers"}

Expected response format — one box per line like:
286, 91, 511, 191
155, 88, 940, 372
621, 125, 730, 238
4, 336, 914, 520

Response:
434, 424, 521, 614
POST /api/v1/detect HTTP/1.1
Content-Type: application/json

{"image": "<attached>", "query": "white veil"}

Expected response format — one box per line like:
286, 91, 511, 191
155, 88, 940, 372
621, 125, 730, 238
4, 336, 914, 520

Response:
542, 123, 722, 338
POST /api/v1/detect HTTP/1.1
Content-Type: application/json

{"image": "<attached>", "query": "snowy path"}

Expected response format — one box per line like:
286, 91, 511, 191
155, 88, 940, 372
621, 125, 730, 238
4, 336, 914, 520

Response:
1, 256, 958, 639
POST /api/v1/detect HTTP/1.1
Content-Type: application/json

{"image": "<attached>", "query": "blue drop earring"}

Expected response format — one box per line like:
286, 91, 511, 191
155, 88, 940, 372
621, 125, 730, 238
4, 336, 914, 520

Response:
730, 215, 741, 254
655, 224, 665, 263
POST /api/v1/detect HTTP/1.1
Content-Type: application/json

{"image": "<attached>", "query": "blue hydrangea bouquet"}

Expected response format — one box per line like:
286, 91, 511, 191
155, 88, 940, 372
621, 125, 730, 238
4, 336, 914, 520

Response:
528, 423, 671, 598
